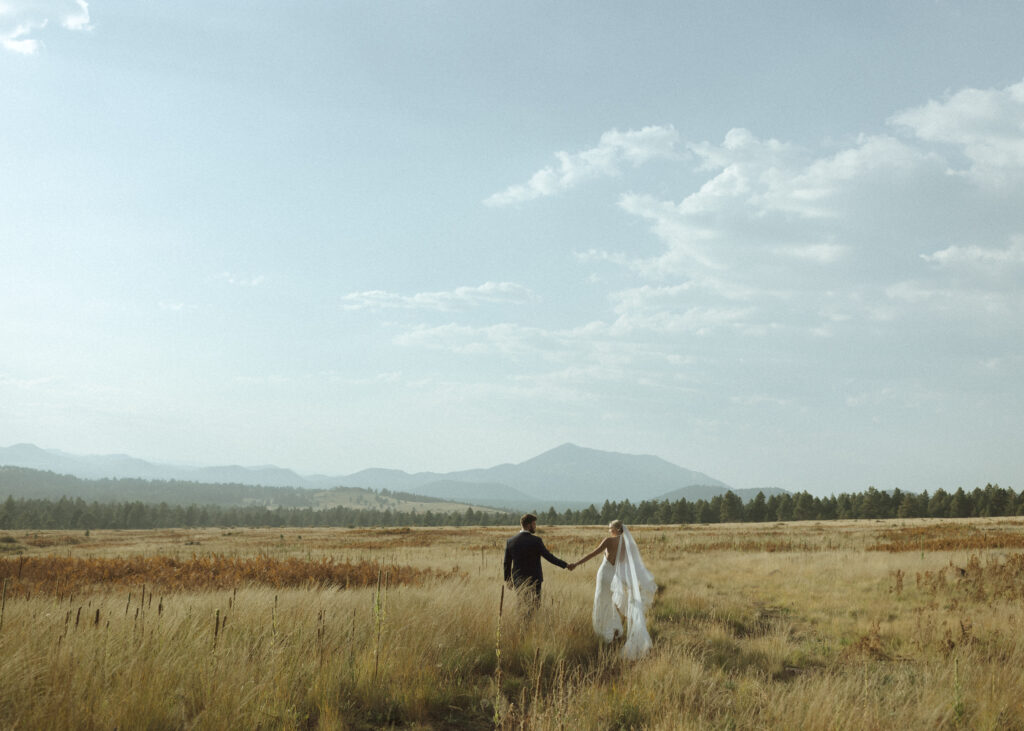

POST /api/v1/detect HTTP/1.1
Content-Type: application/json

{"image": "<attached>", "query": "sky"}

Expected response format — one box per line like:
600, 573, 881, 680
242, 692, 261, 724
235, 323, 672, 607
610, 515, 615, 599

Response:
2, 1, 1023, 496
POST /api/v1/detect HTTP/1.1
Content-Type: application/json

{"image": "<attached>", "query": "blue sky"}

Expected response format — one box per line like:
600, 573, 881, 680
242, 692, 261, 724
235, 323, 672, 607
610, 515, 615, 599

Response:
2, 1, 1023, 495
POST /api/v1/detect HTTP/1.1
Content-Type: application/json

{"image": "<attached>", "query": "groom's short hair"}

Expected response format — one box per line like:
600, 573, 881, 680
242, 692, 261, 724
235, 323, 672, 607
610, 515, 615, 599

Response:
520, 513, 538, 529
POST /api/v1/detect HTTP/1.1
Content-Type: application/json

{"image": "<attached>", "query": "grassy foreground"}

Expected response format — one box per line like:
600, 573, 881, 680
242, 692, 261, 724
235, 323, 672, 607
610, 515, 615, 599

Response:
2, 519, 1024, 729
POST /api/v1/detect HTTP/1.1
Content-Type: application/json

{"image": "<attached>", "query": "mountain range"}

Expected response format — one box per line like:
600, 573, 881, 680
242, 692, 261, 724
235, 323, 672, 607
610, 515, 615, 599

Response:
0, 442, 786, 510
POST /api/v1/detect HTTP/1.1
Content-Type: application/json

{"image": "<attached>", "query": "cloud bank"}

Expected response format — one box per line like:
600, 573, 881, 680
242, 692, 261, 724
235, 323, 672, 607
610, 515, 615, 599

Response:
436, 79, 1024, 413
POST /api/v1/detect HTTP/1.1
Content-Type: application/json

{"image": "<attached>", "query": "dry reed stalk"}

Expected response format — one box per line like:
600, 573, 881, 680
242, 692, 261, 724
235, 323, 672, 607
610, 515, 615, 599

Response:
372, 564, 383, 683
349, 606, 356, 668
493, 583, 504, 726
0, 577, 7, 633
213, 608, 220, 649
317, 609, 326, 667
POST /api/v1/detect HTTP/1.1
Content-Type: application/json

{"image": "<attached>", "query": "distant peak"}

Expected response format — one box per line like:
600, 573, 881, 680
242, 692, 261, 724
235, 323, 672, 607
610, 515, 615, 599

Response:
4, 443, 52, 455
539, 443, 633, 458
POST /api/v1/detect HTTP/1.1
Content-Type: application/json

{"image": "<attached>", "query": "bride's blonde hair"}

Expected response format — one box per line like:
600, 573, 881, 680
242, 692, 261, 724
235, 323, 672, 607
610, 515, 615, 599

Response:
609, 519, 624, 534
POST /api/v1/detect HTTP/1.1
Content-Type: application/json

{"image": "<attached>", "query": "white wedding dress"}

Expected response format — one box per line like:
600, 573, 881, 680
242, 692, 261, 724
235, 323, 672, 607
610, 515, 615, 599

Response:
592, 558, 623, 642
592, 525, 656, 659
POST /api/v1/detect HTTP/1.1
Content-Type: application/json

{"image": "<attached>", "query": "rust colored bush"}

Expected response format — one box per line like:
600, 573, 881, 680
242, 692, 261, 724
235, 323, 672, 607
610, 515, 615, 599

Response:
868, 523, 1024, 552
0, 554, 462, 598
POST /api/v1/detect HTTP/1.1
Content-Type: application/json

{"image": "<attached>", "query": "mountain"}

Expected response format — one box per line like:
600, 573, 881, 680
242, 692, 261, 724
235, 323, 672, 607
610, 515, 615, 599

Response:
334, 444, 733, 506
342, 468, 446, 493
1, 442, 737, 507
431, 443, 728, 504
0, 444, 337, 489
0, 465, 504, 515
654, 485, 790, 503
404, 480, 541, 511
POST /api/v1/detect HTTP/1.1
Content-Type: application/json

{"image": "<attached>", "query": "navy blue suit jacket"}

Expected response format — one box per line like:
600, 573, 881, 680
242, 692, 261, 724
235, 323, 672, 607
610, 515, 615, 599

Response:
503, 530, 567, 587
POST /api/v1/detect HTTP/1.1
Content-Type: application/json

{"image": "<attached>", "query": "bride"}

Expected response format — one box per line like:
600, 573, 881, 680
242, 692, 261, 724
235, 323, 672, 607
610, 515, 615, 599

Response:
570, 520, 656, 659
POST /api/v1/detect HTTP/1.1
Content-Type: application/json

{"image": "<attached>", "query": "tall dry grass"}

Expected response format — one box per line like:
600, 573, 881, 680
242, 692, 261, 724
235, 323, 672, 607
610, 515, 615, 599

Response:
1, 520, 1023, 728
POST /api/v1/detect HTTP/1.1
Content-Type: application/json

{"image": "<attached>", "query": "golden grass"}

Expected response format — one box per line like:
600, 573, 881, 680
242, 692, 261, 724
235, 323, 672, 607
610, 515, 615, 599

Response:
1, 518, 1023, 729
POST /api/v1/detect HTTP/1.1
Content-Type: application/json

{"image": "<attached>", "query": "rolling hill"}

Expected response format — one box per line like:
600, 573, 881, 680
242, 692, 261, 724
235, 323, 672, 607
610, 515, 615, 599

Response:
0, 465, 505, 515
0, 442, 762, 509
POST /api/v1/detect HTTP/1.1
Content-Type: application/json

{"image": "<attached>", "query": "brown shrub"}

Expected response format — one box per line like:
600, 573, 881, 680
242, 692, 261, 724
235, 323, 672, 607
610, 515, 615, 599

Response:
0, 554, 463, 597
869, 522, 1024, 552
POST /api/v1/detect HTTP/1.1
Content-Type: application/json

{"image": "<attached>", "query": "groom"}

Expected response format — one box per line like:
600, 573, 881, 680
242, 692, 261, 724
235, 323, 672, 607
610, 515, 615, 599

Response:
503, 513, 572, 603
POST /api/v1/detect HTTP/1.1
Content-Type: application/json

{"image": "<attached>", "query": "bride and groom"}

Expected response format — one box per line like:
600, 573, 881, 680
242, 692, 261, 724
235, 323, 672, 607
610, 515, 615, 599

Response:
503, 513, 657, 659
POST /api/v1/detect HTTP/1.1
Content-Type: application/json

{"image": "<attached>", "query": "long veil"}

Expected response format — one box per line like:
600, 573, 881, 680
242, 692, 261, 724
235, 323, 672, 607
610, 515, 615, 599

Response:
611, 524, 656, 659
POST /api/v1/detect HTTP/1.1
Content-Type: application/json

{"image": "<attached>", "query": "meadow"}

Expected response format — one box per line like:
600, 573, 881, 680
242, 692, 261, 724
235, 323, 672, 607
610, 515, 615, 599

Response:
2, 518, 1024, 729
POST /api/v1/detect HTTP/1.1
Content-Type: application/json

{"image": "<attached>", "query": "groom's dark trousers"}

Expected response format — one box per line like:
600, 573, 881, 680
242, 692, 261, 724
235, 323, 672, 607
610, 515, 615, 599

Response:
503, 530, 568, 602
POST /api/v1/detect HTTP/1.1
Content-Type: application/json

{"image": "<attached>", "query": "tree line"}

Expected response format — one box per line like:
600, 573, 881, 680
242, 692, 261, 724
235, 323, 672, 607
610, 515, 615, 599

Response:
0, 495, 513, 531
551, 483, 1020, 526
0, 483, 1019, 531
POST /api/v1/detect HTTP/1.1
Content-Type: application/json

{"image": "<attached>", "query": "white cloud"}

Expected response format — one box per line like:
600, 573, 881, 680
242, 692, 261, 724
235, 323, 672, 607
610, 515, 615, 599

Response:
388, 283, 757, 370
391, 80, 1024, 431
616, 192, 721, 273
760, 134, 938, 218
921, 239, 1024, 268
595, 116, 1015, 338
341, 281, 536, 312
62, 0, 91, 31
688, 127, 796, 174
1, 20, 42, 53
484, 125, 679, 206
574, 248, 632, 268
540, 82, 1024, 406
607, 284, 754, 336
1, 1, 92, 54
890, 78, 1024, 184
606, 130, 944, 286
394, 322, 557, 356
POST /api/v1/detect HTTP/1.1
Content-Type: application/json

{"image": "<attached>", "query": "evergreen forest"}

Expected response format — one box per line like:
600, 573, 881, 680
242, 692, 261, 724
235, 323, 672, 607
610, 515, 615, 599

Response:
1, 483, 1019, 531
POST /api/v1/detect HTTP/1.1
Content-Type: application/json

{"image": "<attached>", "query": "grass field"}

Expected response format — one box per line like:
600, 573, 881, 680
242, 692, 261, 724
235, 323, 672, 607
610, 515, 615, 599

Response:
2, 518, 1023, 729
